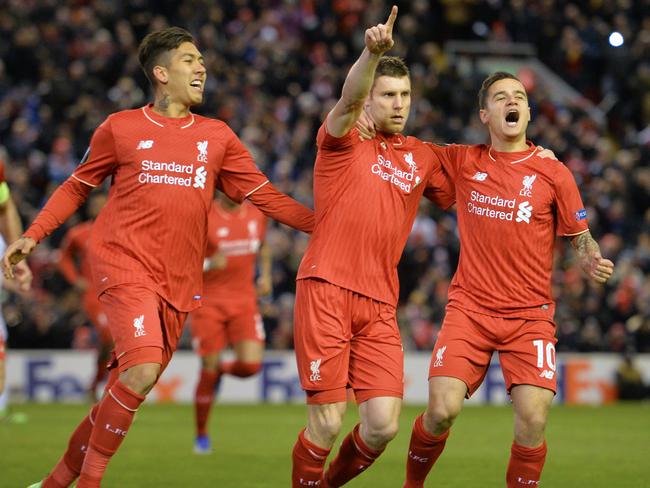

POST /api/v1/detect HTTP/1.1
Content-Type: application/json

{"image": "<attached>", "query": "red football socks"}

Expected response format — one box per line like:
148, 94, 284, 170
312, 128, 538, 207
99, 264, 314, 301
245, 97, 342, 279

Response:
219, 360, 261, 377
291, 428, 331, 487
77, 380, 145, 486
323, 424, 383, 487
404, 414, 450, 487
506, 440, 547, 487
194, 369, 220, 436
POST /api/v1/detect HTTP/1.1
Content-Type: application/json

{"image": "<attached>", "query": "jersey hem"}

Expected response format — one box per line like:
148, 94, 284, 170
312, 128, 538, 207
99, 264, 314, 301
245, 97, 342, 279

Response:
296, 274, 396, 307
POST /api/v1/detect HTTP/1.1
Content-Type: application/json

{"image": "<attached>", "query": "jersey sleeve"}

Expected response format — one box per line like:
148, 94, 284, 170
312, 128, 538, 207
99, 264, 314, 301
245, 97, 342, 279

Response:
72, 118, 118, 187
23, 177, 93, 242
423, 151, 456, 209
216, 127, 269, 203
426, 143, 465, 183
554, 162, 589, 236
314, 119, 359, 174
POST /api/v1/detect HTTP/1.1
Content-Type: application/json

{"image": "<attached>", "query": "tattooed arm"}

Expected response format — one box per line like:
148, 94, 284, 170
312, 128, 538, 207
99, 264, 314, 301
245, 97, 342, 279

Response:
570, 231, 615, 284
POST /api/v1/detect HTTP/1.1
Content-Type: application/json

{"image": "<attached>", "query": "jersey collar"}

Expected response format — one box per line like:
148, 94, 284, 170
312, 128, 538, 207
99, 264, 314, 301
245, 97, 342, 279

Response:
488, 141, 538, 164
142, 104, 196, 129
378, 131, 406, 147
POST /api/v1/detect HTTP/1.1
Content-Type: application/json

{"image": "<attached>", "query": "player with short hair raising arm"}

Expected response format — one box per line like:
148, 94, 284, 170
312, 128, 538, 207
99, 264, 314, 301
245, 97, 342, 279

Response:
291, 7, 454, 487
4, 27, 313, 488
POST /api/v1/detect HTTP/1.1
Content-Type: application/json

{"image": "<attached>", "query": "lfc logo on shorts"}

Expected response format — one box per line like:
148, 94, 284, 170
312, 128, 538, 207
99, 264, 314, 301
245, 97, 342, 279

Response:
309, 359, 322, 382
133, 314, 146, 338
433, 346, 447, 368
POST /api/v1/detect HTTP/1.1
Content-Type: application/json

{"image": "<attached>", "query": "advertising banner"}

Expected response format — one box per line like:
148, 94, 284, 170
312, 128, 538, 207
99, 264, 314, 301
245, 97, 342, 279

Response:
6, 351, 649, 405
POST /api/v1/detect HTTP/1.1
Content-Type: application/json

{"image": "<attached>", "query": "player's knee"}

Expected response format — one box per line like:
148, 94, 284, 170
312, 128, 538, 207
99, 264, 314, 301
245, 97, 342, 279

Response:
515, 411, 548, 442
120, 363, 161, 395
425, 401, 460, 432
310, 408, 344, 446
364, 418, 399, 447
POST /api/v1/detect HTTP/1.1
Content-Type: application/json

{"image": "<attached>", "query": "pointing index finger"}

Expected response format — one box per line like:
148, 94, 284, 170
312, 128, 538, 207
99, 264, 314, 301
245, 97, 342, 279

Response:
385, 5, 398, 32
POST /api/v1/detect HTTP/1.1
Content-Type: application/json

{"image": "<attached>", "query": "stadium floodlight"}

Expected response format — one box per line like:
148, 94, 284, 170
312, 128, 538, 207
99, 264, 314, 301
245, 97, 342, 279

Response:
608, 31, 624, 47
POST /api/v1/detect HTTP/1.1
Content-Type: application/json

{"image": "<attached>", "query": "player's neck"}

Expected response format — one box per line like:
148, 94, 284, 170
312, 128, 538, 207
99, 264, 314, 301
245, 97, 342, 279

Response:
489, 135, 528, 152
151, 95, 191, 118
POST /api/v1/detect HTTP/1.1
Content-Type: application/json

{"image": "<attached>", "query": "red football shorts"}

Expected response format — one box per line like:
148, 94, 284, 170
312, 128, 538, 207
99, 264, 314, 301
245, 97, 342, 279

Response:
0, 334, 5, 361
190, 297, 264, 356
99, 284, 188, 373
294, 278, 403, 405
429, 305, 558, 396
83, 290, 112, 346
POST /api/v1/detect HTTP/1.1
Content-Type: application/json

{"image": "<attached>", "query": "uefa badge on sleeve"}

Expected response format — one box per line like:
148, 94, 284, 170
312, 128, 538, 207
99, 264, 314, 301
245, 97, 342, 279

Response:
575, 208, 587, 221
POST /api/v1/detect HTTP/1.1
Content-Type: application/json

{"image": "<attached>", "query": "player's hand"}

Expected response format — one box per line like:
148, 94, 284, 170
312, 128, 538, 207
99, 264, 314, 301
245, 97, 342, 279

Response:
356, 109, 377, 140
584, 252, 615, 284
3, 237, 37, 280
256, 274, 273, 296
537, 146, 558, 160
365, 5, 397, 55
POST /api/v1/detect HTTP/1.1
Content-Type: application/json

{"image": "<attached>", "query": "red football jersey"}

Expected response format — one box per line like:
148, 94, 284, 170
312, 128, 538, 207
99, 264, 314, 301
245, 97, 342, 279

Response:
72, 105, 270, 312
202, 201, 267, 304
434, 142, 589, 320
297, 122, 455, 306
58, 221, 95, 289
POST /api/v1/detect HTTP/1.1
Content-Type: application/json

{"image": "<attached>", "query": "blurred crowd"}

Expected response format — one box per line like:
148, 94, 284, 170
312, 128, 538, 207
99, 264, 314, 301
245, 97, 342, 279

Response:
0, 0, 648, 353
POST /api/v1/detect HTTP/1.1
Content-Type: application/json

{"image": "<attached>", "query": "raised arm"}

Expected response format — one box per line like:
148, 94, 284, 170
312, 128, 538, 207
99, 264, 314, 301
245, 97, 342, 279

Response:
326, 5, 397, 137
570, 231, 615, 284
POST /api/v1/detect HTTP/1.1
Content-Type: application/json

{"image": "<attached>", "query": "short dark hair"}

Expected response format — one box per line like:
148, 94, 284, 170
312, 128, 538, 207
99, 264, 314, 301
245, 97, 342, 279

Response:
375, 56, 410, 80
478, 71, 522, 109
138, 27, 195, 85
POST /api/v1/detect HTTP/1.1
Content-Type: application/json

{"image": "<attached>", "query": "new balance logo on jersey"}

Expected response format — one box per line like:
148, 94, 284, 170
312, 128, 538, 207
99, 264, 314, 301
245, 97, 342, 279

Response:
309, 359, 322, 381
515, 201, 533, 223
137, 140, 154, 150
471, 171, 488, 181
519, 174, 537, 197
197, 140, 208, 163
193, 166, 207, 189
433, 346, 447, 367
539, 370, 554, 380
133, 314, 146, 337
